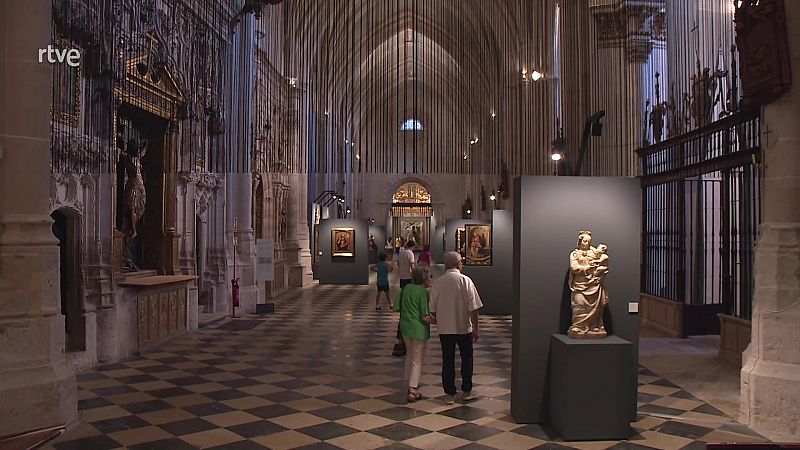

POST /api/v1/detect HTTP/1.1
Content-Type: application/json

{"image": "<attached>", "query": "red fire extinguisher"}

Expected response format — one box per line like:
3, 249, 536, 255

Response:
231, 277, 240, 318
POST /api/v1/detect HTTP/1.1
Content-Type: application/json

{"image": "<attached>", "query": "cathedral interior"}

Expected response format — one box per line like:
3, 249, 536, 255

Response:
1, 0, 799, 448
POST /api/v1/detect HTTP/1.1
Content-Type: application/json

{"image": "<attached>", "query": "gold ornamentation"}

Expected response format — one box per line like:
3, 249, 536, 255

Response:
51, 39, 81, 127
392, 182, 432, 204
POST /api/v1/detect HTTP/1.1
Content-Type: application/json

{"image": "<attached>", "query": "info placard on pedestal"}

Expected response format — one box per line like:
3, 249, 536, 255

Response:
549, 334, 634, 441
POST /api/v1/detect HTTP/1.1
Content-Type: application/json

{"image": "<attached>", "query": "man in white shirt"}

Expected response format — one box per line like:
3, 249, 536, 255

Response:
396, 240, 416, 289
430, 251, 483, 404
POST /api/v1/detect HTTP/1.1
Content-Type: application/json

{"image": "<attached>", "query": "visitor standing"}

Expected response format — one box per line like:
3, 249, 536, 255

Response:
394, 268, 436, 402
392, 240, 417, 356
430, 251, 483, 404
418, 244, 433, 267
397, 240, 416, 289
370, 253, 394, 310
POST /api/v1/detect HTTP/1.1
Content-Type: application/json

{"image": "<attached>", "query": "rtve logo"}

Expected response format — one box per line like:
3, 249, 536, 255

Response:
38, 44, 81, 67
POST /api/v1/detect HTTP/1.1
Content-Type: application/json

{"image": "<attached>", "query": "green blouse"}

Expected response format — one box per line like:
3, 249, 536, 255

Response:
394, 284, 431, 340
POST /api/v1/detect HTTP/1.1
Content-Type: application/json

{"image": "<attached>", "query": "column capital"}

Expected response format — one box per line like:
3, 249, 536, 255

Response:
590, 0, 666, 63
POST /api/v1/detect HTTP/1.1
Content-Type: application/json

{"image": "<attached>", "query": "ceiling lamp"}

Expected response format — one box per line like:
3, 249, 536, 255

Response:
531, 70, 544, 82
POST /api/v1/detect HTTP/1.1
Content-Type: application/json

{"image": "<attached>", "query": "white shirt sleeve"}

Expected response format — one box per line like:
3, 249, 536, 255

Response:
463, 277, 483, 311
429, 282, 439, 313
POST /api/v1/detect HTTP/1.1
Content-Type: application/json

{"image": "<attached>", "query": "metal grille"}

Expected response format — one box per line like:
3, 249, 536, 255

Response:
638, 109, 761, 320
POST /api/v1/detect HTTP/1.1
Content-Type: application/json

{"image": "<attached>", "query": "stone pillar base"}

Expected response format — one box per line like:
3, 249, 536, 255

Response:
238, 284, 260, 314
0, 348, 77, 437
741, 302, 800, 438
288, 263, 313, 287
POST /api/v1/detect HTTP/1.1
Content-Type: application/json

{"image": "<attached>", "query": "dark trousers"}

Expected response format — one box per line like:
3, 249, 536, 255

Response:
439, 333, 474, 395
396, 279, 412, 340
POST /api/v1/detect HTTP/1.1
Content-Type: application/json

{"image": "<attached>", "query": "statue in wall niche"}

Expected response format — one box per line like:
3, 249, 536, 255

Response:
568, 231, 610, 339
120, 137, 148, 272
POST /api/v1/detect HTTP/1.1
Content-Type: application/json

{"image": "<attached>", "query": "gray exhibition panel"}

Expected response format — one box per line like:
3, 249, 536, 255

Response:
317, 219, 370, 285
549, 334, 634, 440
511, 176, 640, 424
369, 225, 387, 263
442, 213, 513, 315
432, 225, 446, 263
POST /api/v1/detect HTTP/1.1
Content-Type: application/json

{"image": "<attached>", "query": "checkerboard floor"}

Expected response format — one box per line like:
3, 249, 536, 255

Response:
48, 283, 769, 450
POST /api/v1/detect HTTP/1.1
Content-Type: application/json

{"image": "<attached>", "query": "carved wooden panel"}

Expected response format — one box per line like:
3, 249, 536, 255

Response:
137, 294, 150, 343
735, 0, 793, 106
159, 292, 169, 337
177, 288, 187, 329
148, 294, 159, 340
137, 286, 189, 348
169, 291, 178, 331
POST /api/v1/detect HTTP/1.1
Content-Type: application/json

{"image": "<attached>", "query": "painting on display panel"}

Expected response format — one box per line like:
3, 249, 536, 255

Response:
400, 219, 426, 249
332, 227, 355, 257
465, 224, 492, 266
455, 227, 466, 258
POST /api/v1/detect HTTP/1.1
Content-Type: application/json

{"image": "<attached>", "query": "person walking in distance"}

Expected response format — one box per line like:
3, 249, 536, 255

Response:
370, 253, 394, 310
430, 251, 483, 404
392, 240, 417, 356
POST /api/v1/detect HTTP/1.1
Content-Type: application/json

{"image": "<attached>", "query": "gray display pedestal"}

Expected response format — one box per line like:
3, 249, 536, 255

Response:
549, 334, 634, 441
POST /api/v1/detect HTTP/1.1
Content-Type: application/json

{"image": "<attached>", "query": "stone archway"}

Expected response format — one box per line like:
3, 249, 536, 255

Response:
51, 207, 86, 352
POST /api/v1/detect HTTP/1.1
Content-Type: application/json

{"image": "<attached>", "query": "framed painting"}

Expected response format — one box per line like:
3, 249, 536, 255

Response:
332, 227, 355, 257
399, 219, 425, 249
455, 227, 466, 258
465, 224, 492, 266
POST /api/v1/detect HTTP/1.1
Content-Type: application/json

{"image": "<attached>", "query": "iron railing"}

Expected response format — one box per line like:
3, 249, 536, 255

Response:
637, 109, 761, 320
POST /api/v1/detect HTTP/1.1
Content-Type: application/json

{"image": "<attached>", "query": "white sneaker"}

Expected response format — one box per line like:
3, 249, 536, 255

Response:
461, 390, 478, 401
443, 395, 455, 405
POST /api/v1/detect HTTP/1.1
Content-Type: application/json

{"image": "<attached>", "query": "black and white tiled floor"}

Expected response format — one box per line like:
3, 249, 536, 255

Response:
49, 283, 769, 450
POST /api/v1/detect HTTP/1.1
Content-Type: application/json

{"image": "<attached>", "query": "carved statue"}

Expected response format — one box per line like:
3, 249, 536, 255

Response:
688, 64, 726, 128
666, 81, 683, 139
649, 73, 667, 143
120, 137, 148, 271
568, 231, 610, 339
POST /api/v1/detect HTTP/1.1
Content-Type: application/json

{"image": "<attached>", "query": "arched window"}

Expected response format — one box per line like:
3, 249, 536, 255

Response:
400, 119, 423, 131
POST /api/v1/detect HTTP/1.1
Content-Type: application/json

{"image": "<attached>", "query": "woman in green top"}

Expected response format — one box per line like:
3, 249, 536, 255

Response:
394, 267, 436, 402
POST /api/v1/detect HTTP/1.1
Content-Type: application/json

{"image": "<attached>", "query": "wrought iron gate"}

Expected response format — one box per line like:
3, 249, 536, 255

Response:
638, 109, 761, 325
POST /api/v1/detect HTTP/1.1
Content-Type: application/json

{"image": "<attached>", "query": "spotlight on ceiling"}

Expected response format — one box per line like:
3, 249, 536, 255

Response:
551, 152, 562, 161
355, 154, 360, 160
531, 70, 544, 82
489, 194, 496, 201
490, 112, 497, 119
468, 137, 479, 145
466, 209, 472, 215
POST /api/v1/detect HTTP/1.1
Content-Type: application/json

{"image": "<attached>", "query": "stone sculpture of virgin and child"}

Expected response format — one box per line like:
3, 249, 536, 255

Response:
568, 230, 610, 339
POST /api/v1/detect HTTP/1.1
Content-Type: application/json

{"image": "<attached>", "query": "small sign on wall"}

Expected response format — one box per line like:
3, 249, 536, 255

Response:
256, 239, 274, 282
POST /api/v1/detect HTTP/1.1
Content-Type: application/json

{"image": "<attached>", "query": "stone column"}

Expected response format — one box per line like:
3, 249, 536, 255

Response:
0, 0, 77, 435
589, 0, 665, 176
741, 1, 800, 439
283, 89, 313, 286
226, 12, 259, 313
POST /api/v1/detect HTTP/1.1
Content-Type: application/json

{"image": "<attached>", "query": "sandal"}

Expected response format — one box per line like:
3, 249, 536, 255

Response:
407, 391, 418, 403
